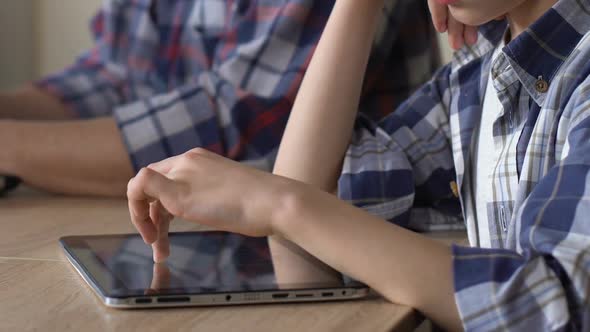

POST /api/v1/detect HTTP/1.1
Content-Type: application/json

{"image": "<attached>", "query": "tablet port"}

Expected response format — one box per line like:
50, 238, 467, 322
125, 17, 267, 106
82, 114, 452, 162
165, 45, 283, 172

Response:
225, 295, 232, 301
135, 298, 152, 304
272, 293, 289, 299
157, 296, 190, 303
321, 292, 334, 297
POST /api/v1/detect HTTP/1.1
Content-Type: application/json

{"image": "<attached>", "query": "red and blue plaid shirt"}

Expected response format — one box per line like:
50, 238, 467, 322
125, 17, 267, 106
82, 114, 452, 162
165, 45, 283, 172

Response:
36, 0, 439, 171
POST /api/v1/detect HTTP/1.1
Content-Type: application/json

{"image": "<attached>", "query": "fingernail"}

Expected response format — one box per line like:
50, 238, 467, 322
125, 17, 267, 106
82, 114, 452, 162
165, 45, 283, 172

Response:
453, 37, 464, 50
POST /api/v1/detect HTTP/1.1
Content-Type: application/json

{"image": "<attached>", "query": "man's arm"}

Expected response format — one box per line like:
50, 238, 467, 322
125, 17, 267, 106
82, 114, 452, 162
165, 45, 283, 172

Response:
0, 86, 72, 120
0, 86, 133, 196
0, 117, 133, 196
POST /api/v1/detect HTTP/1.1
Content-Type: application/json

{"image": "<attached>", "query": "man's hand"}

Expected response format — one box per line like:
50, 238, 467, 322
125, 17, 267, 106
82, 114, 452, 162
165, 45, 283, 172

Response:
127, 148, 293, 262
428, 0, 478, 50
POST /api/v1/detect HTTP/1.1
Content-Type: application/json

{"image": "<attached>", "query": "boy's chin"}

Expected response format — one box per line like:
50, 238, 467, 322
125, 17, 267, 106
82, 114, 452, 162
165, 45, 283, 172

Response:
449, 7, 506, 26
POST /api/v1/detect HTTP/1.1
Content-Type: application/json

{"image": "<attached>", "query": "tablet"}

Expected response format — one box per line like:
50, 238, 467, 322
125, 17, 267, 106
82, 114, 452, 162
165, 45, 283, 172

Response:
60, 232, 370, 308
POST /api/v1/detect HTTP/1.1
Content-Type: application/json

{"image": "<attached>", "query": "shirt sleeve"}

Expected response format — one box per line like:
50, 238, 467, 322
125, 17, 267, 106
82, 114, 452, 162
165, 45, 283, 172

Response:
111, 73, 292, 172
338, 64, 464, 232
452, 84, 590, 331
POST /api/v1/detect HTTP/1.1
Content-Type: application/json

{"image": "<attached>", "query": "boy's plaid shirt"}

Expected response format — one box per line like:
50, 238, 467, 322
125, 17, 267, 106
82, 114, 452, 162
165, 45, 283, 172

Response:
338, 0, 590, 330
36, 0, 438, 171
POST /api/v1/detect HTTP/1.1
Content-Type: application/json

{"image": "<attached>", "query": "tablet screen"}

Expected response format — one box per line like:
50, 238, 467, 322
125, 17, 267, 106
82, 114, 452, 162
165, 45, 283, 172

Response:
61, 232, 363, 298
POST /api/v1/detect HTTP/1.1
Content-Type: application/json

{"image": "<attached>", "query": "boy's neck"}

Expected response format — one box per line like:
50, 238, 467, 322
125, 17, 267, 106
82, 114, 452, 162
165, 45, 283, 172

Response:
507, 0, 558, 41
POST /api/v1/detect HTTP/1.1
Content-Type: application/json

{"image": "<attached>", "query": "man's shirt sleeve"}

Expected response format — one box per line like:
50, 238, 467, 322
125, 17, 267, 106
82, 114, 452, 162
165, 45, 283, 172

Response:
338, 64, 464, 232
110, 74, 291, 171
35, 9, 132, 119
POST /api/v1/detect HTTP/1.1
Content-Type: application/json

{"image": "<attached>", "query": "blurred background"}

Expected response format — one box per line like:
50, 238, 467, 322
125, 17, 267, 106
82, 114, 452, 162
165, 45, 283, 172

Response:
0, 0, 101, 89
0, 0, 454, 90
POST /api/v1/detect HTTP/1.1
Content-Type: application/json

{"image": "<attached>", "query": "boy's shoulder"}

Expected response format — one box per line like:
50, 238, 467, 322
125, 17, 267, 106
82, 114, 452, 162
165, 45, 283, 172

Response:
554, 32, 590, 123
558, 32, 590, 87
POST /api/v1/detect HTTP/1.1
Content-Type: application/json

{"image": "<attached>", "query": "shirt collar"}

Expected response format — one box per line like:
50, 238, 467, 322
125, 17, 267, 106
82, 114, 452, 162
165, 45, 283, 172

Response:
454, 0, 590, 106
502, 0, 590, 106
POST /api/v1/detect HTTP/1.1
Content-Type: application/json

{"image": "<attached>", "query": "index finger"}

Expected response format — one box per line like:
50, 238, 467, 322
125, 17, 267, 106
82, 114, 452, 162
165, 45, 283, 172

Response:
127, 168, 180, 244
151, 201, 171, 263
127, 177, 157, 244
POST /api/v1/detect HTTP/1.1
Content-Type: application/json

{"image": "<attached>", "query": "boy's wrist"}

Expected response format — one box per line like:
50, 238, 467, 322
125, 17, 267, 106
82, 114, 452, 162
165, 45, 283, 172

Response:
269, 180, 332, 241
269, 180, 309, 239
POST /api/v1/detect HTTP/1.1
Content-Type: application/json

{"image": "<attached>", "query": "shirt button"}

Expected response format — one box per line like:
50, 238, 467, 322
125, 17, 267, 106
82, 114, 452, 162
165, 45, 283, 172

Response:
535, 76, 549, 93
450, 181, 459, 198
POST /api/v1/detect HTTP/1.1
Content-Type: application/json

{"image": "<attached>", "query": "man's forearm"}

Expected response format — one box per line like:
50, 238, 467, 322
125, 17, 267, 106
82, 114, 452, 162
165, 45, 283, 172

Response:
273, 186, 463, 331
0, 85, 73, 120
0, 118, 134, 197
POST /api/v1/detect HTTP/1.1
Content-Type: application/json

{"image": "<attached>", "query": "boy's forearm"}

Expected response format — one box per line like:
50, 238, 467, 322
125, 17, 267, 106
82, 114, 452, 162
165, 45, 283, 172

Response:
268, 0, 388, 293
0, 86, 72, 120
0, 118, 134, 197
268, 236, 343, 286
268, 0, 386, 291
273, 186, 463, 331
273, 0, 385, 190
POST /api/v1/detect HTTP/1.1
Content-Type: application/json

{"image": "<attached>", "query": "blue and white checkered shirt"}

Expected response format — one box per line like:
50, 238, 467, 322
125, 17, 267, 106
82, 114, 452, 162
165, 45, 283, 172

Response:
36, 0, 438, 172
338, 0, 590, 330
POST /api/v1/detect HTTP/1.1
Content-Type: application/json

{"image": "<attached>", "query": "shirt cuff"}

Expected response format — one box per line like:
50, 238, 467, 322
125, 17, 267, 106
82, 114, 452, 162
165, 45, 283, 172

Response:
112, 88, 218, 172
34, 62, 127, 119
452, 245, 570, 331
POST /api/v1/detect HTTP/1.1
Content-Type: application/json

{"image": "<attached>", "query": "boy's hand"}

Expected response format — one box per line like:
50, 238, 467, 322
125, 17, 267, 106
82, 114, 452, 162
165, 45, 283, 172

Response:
127, 148, 286, 262
428, 0, 478, 50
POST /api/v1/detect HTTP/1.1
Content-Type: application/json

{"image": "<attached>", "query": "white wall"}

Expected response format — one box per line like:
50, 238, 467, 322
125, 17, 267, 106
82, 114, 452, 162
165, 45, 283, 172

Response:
0, 1, 36, 89
36, 0, 102, 77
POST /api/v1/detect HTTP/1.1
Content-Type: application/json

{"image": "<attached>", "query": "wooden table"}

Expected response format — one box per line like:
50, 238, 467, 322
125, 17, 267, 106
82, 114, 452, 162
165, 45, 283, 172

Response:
0, 188, 466, 331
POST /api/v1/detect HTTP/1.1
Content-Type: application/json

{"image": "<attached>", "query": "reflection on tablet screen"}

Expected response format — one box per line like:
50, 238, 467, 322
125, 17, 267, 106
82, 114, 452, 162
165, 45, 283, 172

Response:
76, 232, 356, 296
